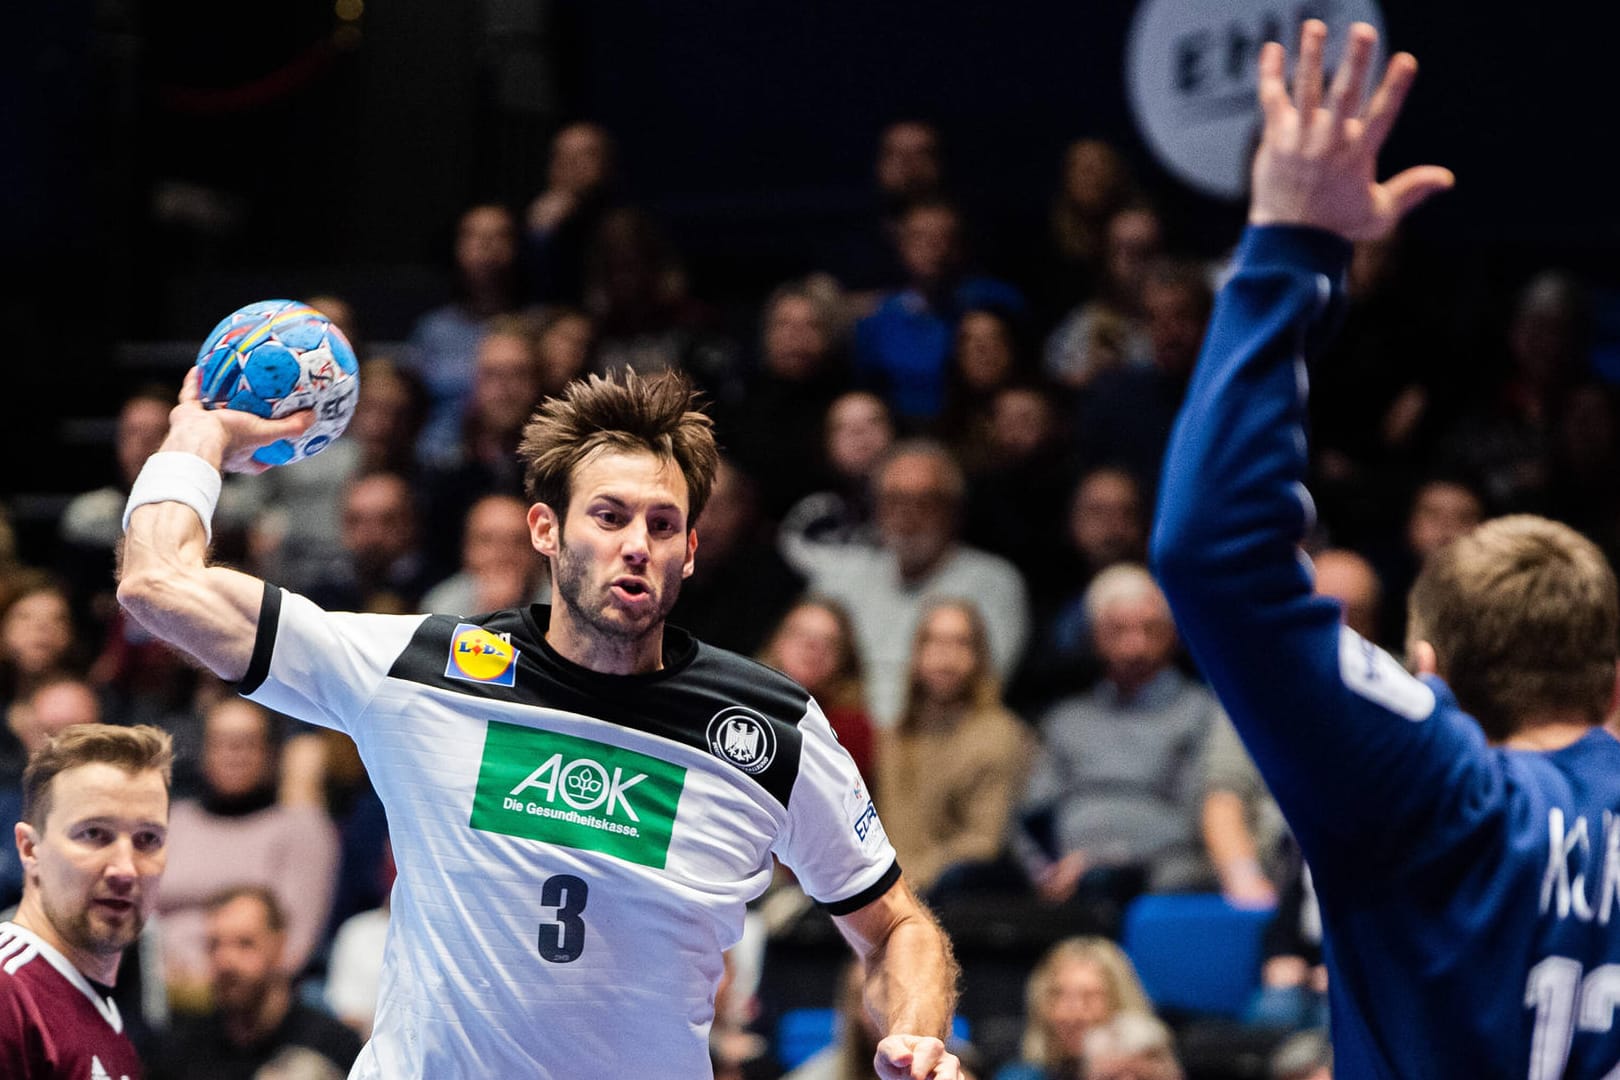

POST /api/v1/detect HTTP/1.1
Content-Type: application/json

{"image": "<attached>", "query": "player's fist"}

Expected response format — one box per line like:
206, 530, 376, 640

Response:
875, 1034, 962, 1079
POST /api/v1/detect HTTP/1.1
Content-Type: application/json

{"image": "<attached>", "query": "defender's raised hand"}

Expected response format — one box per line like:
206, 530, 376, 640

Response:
1249, 20, 1454, 240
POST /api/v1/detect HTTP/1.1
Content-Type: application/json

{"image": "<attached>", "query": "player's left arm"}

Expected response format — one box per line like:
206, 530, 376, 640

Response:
832, 875, 964, 1080
118, 368, 313, 680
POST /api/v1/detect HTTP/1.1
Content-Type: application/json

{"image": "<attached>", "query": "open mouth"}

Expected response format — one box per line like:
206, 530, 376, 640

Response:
611, 578, 651, 601
93, 897, 135, 916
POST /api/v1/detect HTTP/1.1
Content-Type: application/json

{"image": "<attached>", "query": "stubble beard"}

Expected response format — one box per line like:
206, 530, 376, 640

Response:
47, 894, 142, 963
550, 538, 680, 646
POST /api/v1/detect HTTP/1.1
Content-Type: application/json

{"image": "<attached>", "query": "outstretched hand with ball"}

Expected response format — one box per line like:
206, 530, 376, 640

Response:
193, 299, 360, 468
169, 366, 316, 476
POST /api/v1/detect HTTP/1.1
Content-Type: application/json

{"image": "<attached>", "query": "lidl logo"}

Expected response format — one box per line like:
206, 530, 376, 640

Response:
446, 623, 519, 686
470, 723, 686, 869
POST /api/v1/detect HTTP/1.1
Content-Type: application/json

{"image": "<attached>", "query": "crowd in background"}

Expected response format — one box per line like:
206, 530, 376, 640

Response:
2, 114, 1616, 1079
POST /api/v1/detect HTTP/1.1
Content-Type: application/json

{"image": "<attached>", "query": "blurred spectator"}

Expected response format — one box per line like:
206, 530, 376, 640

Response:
1548, 381, 1620, 543
1437, 269, 1592, 516
1248, 849, 1327, 1035
586, 207, 741, 402
721, 277, 852, 521
1017, 566, 1217, 924
961, 382, 1075, 582
404, 203, 524, 457
0, 574, 78, 718
938, 307, 1033, 470
1043, 205, 1163, 388
252, 1046, 348, 1080
1030, 139, 1137, 325
822, 120, 947, 294
784, 440, 1030, 727
758, 598, 876, 785
419, 316, 543, 576
324, 839, 395, 1040
1013, 467, 1147, 712
877, 599, 1032, 900
421, 494, 549, 616
778, 391, 896, 559
854, 198, 1027, 427
1082, 1012, 1184, 1080
2, 674, 102, 790
304, 294, 362, 358
1370, 474, 1487, 647
1308, 233, 1443, 547
672, 457, 804, 656
533, 305, 596, 399
158, 700, 340, 1007
524, 122, 620, 306
151, 886, 361, 1080
346, 359, 429, 477
1269, 1029, 1332, 1080
0, 674, 104, 909
305, 472, 432, 614
993, 937, 1154, 1080
1073, 258, 1213, 497
57, 386, 170, 635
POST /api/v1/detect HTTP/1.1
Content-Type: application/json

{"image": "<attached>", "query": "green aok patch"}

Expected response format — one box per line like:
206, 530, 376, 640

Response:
470, 722, 686, 869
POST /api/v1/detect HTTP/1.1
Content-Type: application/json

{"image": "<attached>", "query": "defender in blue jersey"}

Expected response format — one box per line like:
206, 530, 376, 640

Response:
1153, 22, 1620, 1079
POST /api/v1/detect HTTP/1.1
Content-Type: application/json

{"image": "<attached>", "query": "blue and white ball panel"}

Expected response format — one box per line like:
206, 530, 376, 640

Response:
193, 299, 359, 466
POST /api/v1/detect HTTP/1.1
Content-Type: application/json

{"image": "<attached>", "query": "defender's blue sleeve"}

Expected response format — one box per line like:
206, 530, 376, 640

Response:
1151, 226, 1500, 873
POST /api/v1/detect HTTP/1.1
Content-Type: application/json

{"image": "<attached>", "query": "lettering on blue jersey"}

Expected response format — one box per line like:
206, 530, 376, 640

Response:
1539, 808, 1620, 924
1335, 626, 1435, 721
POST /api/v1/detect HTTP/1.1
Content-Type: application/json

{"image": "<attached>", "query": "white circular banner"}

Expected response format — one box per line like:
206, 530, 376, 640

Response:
1126, 0, 1386, 199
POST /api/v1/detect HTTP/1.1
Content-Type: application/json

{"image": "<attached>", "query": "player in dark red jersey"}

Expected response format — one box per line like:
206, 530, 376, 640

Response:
1, 724, 172, 1079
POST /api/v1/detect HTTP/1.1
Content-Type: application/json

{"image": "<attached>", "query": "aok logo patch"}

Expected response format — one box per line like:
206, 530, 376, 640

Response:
470, 723, 687, 869
446, 624, 519, 686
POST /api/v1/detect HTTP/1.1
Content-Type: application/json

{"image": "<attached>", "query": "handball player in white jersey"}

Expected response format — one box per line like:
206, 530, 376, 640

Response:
117, 367, 962, 1079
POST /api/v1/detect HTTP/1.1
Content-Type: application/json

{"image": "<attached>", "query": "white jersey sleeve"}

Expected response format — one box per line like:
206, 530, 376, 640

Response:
238, 585, 430, 733
773, 701, 899, 912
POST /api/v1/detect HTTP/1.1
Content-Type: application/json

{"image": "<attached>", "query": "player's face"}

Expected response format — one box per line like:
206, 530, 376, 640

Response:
537, 449, 697, 649
913, 605, 978, 705
206, 895, 286, 1012
21, 764, 168, 963
1047, 959, 1113, 1054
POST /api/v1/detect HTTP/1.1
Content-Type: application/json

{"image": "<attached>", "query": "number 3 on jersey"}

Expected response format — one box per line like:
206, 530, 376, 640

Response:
538, 874, 588, 963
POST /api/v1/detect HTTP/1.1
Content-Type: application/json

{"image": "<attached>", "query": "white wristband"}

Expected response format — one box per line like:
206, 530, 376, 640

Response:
122, 451, 224, 543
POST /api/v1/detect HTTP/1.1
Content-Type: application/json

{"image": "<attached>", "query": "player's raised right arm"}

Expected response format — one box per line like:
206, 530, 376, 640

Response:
117, 368, 314, 681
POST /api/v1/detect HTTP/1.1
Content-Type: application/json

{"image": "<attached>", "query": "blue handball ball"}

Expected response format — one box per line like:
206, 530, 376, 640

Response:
195, 300, 361, 466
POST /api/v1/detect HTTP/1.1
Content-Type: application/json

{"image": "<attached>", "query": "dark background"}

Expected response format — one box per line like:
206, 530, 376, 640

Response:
3, 0, 1616, 547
